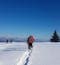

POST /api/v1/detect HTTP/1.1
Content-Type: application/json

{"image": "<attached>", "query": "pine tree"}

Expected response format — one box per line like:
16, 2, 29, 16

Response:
50, 30, 60, 42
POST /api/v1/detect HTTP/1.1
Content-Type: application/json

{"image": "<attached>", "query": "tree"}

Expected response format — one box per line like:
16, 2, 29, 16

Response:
50, 30, 60, 42
6, 39, 8, 43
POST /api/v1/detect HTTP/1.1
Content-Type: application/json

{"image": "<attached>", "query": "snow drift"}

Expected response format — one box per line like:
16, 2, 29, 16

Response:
0, 42, 60, 65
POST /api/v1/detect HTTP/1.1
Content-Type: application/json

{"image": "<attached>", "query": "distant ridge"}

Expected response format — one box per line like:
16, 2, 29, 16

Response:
0, 37, 49, 42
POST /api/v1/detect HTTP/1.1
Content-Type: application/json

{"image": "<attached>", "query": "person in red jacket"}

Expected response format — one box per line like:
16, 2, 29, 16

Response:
27, 35, 35, 49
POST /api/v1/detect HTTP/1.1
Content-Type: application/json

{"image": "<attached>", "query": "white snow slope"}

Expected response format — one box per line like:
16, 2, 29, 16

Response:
28, 42, 60, 65
0, 42, 60, 65
0, 42, 28, 65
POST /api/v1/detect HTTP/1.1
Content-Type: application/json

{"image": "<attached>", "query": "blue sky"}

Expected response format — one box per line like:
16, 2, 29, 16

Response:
0, 0, 60, 40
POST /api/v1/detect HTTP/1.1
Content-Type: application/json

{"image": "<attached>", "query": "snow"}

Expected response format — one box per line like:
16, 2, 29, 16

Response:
17, 50, 30, 65
0, 42, 60, 65
0, 42, 28, 65
28, 42, 60, 65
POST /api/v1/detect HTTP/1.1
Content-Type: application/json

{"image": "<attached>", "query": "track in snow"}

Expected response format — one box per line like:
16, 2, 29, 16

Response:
17, 49, 32, 65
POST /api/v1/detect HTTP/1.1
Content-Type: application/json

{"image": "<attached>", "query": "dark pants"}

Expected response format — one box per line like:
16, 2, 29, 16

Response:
28, 43, 33, 49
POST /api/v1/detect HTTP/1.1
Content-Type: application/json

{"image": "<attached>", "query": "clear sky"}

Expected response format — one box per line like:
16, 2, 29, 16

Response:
0, 0, 60, 40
